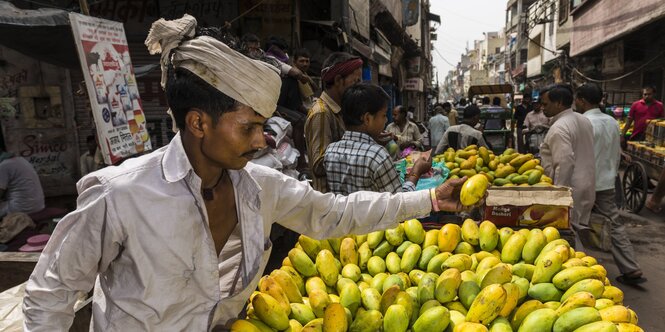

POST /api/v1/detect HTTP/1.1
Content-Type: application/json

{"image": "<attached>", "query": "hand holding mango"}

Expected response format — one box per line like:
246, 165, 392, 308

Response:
433, 176, 468, 212
460, 174, 490, 207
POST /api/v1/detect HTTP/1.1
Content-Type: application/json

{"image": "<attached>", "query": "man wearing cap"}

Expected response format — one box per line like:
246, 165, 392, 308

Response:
22, 15, 468, 331
305, 52, 363, 192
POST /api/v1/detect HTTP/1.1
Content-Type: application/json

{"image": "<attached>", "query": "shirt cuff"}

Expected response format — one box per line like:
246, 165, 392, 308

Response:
402, 181, 417, 192
396, 190, 432, 221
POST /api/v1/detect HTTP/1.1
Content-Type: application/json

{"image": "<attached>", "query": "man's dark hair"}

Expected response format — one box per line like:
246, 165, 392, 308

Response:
322, 52, 359, 89
442, 102, 452, 110
541, 84, 574, 107
492, 97, 501, 106
86, 135, 95, 143
576, 83, 603, 105
293, 48, 311, 60
241, 33, 260, 44
643, 85, 657, 92
482, 96, 490, 105
340, 83, 389, 126
458, 98, 467, 106
265, 36, 289, 52
166, 67, 238, 131
463, 105, 481, 119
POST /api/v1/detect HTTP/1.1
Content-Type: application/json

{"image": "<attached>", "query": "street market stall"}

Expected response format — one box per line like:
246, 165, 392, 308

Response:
235, 146, 642, 331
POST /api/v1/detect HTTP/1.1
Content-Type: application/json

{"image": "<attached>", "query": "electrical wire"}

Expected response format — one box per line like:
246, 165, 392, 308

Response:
571, 50, 665, 83
434, 48, 456, 67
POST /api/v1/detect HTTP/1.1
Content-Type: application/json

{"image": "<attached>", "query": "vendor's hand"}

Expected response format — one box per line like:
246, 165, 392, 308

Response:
412, 155, 432, 177
376, 131, 393, 144
434, 176, 467, 212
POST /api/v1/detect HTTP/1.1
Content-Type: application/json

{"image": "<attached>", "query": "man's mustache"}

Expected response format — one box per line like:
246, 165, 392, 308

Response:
242, 150, 260, 158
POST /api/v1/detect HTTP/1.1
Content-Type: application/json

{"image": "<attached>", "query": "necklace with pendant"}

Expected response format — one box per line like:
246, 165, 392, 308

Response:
202, 170, 225, 201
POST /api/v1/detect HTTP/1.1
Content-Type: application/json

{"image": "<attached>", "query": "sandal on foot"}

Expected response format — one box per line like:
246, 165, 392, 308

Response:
616, 272, 647, 285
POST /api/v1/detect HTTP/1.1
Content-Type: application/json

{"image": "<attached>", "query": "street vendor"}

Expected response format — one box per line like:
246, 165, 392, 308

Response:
22, 15, 468, 331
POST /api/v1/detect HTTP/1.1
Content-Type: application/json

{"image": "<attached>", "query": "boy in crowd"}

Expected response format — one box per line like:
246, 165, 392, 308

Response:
324, 83, 431, 195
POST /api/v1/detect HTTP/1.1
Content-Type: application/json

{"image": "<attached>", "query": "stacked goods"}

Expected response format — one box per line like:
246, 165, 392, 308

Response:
233, 219, 643, 332
644, 119, 665, 146
433, 146, 553, 188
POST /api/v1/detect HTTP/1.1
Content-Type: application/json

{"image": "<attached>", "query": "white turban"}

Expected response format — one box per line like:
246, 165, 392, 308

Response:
145, 14, 281, 118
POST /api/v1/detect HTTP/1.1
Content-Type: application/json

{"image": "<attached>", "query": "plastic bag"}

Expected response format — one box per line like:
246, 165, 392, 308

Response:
394, 159, 450, 191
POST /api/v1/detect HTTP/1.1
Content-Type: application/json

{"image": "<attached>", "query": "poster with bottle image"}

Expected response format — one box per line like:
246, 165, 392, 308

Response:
70, 13, 151, 165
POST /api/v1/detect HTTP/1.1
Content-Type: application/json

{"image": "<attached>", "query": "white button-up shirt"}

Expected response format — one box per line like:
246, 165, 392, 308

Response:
584, 108, 621, 191
23, 132, 431, 331
540, 109, 596, 227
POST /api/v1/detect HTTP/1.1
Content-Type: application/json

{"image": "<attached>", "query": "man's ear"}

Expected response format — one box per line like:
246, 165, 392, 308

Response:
361, 112, 372, 126
333, 74, 344, 89
184, 109, 205, 138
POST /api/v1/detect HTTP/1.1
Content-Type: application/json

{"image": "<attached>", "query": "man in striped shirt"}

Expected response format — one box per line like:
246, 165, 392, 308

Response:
324, 83, 430, 195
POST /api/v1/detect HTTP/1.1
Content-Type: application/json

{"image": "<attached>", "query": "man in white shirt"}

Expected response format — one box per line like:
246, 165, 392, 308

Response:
576, 83, 644, 284
22, 15, 468, 331
540, 84, 595, 234
428, 103, 450, 149
523, 100, 549, 132
0, 151, 45, 218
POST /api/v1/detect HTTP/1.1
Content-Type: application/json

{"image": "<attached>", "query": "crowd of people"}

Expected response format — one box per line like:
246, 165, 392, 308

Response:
0, 13, 660, 331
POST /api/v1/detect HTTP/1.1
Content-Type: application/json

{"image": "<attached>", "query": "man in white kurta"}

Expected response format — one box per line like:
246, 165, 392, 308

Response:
576, 83, 643, 284
539, 85, 595, 231
22, 15, 467, 331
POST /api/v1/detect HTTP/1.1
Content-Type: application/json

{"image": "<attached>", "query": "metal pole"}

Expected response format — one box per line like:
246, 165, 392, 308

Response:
79, 0, 90, 15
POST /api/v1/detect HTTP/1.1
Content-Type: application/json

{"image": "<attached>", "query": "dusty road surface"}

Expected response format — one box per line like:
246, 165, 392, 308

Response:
585, 204, 665, 331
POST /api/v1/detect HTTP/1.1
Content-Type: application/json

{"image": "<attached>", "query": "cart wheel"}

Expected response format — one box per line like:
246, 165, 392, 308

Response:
622, 162, 648, 213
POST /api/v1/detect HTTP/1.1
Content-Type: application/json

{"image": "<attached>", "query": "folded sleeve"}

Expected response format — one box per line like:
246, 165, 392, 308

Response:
23, 176, 123, 331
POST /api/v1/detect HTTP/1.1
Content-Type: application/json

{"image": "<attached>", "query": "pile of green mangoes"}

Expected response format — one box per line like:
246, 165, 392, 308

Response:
233, 219, 642, 332
433, 146, 553, 187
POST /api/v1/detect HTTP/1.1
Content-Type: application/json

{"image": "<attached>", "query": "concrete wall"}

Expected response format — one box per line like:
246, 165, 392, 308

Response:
571, 0, 665, 56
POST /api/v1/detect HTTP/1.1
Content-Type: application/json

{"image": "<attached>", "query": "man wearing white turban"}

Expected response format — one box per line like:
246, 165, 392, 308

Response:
23, 15, 468, 331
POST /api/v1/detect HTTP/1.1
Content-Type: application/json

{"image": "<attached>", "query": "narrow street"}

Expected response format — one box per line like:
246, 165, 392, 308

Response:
589, 207, 665, 331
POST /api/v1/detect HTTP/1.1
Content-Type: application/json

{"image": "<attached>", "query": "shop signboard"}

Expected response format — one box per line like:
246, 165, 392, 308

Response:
404, 78, 423, 92
70, 13, 151, 165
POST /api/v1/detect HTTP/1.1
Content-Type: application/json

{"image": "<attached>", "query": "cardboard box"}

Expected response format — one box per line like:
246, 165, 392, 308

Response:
482, 186, 573, 229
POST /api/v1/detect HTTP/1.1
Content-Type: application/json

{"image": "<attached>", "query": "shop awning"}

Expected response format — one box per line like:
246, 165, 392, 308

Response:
0, 1, 78, 68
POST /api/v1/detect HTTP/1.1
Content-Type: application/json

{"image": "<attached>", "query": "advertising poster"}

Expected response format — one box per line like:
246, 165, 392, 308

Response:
70, 13, 151, 165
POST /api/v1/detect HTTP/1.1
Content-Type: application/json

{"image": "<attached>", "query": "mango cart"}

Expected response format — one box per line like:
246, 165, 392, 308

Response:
622, 140, 664, 213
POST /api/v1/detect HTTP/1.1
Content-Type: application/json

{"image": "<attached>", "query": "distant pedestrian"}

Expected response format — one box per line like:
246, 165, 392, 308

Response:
576, 83, 645, 285
450, 98, 464, 126
514, 94, 533, 153
428, 103, 450, 149
621, 85, 663, 142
